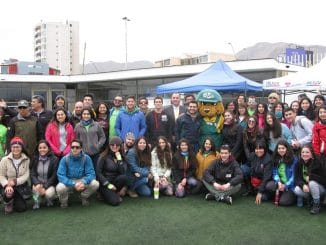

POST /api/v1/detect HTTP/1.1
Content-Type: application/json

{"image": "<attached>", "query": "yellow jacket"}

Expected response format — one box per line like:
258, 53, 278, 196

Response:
196, 150, 220, 179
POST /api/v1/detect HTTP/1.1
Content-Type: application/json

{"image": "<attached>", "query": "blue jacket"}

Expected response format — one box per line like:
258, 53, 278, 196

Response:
57, 152, 96, 187
115, 108, 147, 141
126, 148, 150, 178
273, 157, 297, 191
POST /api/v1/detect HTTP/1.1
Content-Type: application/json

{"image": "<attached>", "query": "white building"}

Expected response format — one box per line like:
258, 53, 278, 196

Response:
34, 21, 80, 75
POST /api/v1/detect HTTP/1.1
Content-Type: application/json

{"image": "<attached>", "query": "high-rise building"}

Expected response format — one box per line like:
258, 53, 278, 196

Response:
34, 21, 80, 75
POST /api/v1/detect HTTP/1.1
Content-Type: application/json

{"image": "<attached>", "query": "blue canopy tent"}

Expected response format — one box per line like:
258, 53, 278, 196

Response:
156, 60, 263, 94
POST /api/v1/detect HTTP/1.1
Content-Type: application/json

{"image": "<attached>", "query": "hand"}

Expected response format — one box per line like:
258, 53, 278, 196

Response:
7, 179, 16, 187
0, 99, 7, 108
148, 173, 153, 179
75, 181, 85, 191
221, 183, 231, 191
213, 182, 222, 190
134, 172, 141, 178
303, 184, 309, 193
181, 178, 187, 186
155, 180, 160, 188
5, 186, 14, 196
108, 184, 117, 191
278, 182, 285, 192
255, 193, 262, 205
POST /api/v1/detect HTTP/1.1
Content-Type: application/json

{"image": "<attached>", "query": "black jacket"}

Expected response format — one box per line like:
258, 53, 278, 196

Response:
31, 152, 59, 189
222, 123, 243, 161
172, 152, 197, 184
31, 109, 53, 139
248, 152, 272, 193
309, 157, 326, 187
145, 110, 173, 146
204, 158, 243, 186
96, 154, 127, 186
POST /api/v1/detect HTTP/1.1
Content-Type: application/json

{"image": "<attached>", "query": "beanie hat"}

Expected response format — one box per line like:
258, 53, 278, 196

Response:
109, 136, 122, 145
125, 132, 135, 141
55, 95, 65, 101
268, 92, 280, 101
10, 136, 24, 146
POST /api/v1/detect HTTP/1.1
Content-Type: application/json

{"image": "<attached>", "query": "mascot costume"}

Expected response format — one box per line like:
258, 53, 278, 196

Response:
197, 89, 224, 150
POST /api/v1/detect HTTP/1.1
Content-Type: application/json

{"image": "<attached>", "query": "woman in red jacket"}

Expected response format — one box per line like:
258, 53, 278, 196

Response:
45, 108, 75, 158
312, 106, 326, 156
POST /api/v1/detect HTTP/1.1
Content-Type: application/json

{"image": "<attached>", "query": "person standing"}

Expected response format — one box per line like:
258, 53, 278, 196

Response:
164, 93, 186, 150
74, 107, 106, 168
56, 139, 99, 208
284, 108, 313, 151
31, 95, 53, 139
7, 100, 40, 158
70, 101, 83, 128
146, 96, 173, 147
45, 108, 75, 158
115, 96, 146, 141
175, 101, 201, 153
109, 95, 124, 137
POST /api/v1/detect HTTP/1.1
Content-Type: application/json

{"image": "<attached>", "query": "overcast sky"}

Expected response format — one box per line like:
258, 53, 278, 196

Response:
1, 0, 325, 63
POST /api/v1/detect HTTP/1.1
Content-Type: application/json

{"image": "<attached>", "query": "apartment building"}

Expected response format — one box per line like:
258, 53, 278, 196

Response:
34, 21, 80, 75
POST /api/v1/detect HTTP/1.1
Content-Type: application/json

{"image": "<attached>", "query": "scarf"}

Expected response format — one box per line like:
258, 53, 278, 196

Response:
81, 119, 93, 127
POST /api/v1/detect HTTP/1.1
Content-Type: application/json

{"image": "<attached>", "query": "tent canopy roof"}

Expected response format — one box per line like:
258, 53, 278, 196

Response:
156, 60, 263, 94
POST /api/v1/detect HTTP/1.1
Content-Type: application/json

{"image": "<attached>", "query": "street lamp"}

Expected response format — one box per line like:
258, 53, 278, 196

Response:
122, 17, 131, 70
228, 42, 236, 60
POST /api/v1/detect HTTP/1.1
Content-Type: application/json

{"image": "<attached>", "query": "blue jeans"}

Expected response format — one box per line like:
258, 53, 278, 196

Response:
135, 184, 151, 196
240, 164, 251, 179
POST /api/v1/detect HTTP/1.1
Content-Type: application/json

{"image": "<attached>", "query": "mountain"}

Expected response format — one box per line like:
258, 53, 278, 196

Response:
236, 42, 326, 60
83, 60, 153, 74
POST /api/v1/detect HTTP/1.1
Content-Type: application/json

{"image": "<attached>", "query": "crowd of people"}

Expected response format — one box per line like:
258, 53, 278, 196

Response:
0, 91, 325, 216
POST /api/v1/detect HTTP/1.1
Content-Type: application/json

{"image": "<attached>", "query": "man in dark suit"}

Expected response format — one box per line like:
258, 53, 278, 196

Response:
163, 93, 187, 151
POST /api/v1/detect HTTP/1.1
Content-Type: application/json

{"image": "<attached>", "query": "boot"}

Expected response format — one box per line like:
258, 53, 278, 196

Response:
241, 179, 252, 197
310, 199, 320, 215
4, 199, 14, 215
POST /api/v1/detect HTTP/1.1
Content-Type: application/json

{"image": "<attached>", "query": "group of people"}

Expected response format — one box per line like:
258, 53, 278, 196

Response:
0, 91, 325, 216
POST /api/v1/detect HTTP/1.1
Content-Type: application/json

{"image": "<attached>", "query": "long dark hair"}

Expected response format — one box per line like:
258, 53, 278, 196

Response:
272, 140, 294, 166
51, 107, 69, 124
174, 138, 197, 169
298, 97, 314, 120
264, 112, 282, 139
255, 103, 268, 115
95, 102, 109, 116
243, 116, 261, 144
199, 137, 217, 155
135, 136, 151, 167
154, 136, 172, 168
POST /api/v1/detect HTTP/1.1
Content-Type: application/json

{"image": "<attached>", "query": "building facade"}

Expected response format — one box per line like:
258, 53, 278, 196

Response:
34, 21, 80, 75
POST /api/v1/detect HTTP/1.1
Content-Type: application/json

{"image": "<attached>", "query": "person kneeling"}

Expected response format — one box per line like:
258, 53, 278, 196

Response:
203, 145, 243, 205
56, 139, 99, 208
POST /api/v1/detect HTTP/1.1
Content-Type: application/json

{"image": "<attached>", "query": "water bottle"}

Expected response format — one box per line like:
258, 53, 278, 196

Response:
274, 189, 280, 207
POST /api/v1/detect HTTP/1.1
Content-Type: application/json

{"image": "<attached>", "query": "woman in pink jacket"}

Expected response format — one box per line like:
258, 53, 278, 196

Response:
45, 108, 75, 158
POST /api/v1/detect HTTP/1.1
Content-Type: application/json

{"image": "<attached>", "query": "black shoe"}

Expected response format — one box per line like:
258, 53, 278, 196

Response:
310, 203, 320, 215
205, 193, 215, 201
218, 195, 232, 205
224, 196, 233, 205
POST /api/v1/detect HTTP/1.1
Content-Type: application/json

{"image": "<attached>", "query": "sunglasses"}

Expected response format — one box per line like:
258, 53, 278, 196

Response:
18, 107, 28, 109
110, 144, 120, 147
269, 97, 277, 99
71, 145, 81, 149
139, 102, 148, 105
248, 120, 256, 123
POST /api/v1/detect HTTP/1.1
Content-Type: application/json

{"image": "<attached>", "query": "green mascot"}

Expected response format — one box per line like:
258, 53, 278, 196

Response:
197, 89, 224, 150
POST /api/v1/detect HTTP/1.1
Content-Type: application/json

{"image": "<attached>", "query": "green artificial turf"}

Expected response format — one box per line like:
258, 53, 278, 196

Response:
0, 194, 325, 245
